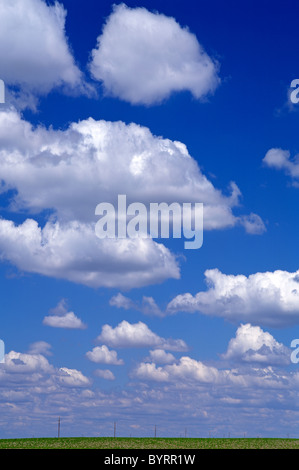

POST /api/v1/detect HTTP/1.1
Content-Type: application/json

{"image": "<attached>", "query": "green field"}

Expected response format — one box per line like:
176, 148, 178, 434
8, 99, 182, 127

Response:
0, 437, 298, 449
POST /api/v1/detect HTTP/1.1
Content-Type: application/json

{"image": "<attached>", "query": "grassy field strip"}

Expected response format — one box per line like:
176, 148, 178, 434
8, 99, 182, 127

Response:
0, 437, 298, 449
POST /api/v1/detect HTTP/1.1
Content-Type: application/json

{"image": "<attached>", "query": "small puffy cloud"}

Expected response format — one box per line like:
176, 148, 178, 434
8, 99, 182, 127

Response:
263, 148, 299, 182
147, 349, 176, 365
110, 293, 164, 317
86, 345, 124, 365
89, 4, 220, 105
163, 357, 221, 384
221, 324, 290, 365
132, 362, 170, 382
43, 300, 86, 329
132, 356, 221, 384
140, 297, 164, 317
110, 293, 135, 310
43, 312, 86, 330
4, 351, 53, 374
238, 213, 266, 235
27, 341, 52, 357
167, 268, 299, 327
94, 369, 116, 381
49, 300, 68, 316
96, 320, 188, 351
0, 0, 89, 108
57, 367, 90, 387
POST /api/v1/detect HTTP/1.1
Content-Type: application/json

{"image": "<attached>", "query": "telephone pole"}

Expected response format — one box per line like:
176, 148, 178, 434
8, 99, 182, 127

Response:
57, 417, 60, 438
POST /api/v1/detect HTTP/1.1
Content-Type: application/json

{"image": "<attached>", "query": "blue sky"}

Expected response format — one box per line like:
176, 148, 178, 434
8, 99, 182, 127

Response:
0, 0, 299, 439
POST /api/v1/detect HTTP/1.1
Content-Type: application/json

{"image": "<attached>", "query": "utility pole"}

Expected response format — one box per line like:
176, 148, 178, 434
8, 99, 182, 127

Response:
57, 417, 60, 438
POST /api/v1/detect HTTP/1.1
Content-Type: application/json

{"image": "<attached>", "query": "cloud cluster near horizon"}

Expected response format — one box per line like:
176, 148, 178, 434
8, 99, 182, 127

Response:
0, 322, 293, 437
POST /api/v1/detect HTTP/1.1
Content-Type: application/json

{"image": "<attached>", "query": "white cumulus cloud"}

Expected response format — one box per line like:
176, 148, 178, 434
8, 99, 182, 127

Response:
89, 4, 220, 105
0, 218, 179, 289
43, 312, 86, 330
0, 107, 264, 289
147, 349, 176, 365
4, 351, 53, 374
221, 323, 290, 365
43, 299, 86, 329
96, 320, 188, 351
0, 0, 90, 108
27, 341, 52, 357
57, 367, 91, 387
132, 356, 223, 384
86, 345, 124, 365
0, 108, 245, 229
167, 268, 299, 327
110, 293, 164, 317
94, 369, 116, 381
263, 148, 299, 182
